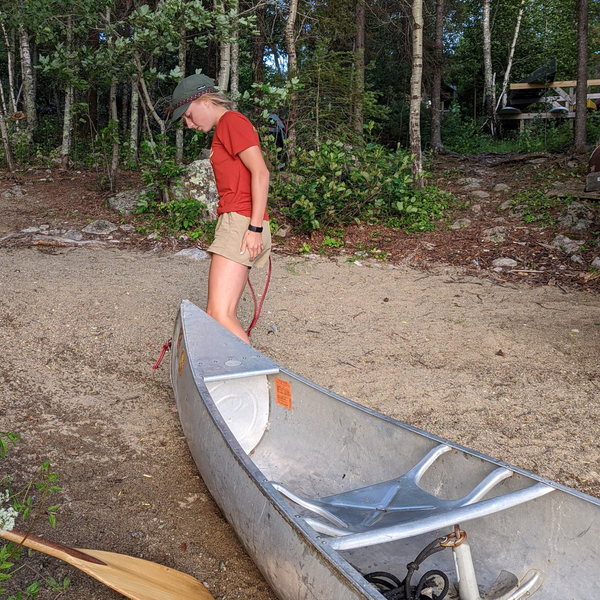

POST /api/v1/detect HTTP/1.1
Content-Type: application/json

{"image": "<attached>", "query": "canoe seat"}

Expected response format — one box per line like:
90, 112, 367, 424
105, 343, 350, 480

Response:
271, 444, 554, 550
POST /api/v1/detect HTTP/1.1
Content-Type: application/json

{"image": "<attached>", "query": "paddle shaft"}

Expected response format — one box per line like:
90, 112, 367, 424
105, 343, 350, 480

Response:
1, 528, 105, 564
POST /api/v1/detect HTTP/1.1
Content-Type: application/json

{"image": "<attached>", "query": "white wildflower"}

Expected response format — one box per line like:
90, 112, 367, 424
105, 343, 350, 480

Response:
0, 490, 17, 531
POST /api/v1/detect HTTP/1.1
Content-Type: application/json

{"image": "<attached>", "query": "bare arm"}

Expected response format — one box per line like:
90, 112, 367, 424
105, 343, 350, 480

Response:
238, 145, 270, 260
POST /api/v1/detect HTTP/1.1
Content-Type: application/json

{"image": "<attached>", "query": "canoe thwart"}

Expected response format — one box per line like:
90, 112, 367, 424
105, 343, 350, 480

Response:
271, 443, 554, 549
329, 483, 554, 550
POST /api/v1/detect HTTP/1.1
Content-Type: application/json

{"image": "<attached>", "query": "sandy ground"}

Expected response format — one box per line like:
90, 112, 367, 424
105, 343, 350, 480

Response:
1, 242, 600, 599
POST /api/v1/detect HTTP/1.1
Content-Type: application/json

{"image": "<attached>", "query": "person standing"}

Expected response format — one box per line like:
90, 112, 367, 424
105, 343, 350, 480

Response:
170, 74, 271, 344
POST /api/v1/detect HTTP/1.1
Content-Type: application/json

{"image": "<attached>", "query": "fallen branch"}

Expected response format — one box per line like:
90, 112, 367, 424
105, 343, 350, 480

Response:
0, 233, 110, 249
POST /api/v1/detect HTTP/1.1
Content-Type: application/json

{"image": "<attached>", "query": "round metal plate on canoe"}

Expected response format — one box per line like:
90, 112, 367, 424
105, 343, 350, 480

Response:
225, 360, 241, 367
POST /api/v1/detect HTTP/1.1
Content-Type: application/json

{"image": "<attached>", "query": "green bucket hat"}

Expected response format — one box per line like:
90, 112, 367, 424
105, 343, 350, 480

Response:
169, 74, 217, 122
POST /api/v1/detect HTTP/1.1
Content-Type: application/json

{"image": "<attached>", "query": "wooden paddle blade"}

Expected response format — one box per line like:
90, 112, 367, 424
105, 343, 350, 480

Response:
73, 549, 215, 600
0, 529, 214, 600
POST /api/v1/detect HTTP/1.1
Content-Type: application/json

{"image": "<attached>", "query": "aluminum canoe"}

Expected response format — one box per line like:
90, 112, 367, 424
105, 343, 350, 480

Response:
171, 300, 600, 600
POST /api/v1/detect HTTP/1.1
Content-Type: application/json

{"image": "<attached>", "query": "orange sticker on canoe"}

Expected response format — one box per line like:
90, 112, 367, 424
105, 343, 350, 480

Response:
275, 377, 292, 409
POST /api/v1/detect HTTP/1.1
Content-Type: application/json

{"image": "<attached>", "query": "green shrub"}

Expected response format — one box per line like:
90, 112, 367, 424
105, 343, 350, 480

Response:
271, 140, 449, 232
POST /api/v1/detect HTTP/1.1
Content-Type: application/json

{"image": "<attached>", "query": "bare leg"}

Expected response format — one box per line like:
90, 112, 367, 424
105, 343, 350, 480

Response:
206, 254, 251, 344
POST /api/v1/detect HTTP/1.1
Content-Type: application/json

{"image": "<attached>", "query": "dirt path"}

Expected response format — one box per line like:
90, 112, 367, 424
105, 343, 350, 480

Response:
1, 243, 600, 599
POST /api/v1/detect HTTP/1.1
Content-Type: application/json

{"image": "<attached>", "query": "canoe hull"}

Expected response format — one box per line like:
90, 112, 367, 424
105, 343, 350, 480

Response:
172, 301, 600, 600
171, 302, 382, 600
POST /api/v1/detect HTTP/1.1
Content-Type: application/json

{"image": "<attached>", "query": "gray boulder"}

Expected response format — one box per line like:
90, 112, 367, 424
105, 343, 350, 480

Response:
483, 226, 508, 243
171, 159, 219, 220
2, 186, 25, 199
451, 218, 472, 230
558, 201, 596, 232
174, 248, 209, 260
82, 220, 118, 235
492, 258, 518, 268
63, 230, 83, 241
108, 189, 151, 215
551, 234, 582, 254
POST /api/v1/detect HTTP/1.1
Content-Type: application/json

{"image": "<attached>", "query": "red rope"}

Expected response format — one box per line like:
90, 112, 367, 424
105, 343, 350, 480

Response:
152, 340, 172, 370
246, 256, 272, 337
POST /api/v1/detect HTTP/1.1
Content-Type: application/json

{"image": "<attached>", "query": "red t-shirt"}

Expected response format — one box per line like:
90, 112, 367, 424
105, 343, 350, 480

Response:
210, 111, 268, 219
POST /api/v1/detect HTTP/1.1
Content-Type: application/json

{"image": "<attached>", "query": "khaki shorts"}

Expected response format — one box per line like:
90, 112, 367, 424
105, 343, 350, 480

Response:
208, 212, 271, 268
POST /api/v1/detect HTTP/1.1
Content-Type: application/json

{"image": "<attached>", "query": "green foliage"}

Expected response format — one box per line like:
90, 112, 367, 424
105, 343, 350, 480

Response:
1, 433, 63, 599
294, 43, 389, 149
139, 139, 185, 191
442, 100, 600, 154
136, 191, 209, 234
135, 141, 214, 240
441, 102, 491, 153
271, 140, 449, 232
512, 186, 563, 226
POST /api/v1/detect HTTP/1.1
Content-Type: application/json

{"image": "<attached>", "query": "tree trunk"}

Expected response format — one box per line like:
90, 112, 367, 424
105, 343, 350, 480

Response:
0, 80, 15, 171
0, 14, 18, 114
410, 0, 423, 185
230, 0, 239, 109
109, 79, 119, 192
121, 80, 129, 137
285, 0, 299, 154
354, 0, 365, 135
176, 28, 186, 165
252, 0, 266, 117
430, 0, 444, 153
134, 54, 166, 140
87, 27, 99, 137
18, 24, 35, 144
218, 43, 231, 91
60, 85, 74, 169
574, 0, 588, 153
60, 15, 73, 170
482, 0, 494, 133
129, 77, 140, 165
216, 0, 231, 91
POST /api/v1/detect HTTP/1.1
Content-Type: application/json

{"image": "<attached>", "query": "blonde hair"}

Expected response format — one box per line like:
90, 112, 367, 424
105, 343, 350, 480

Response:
197, 92, 232, 111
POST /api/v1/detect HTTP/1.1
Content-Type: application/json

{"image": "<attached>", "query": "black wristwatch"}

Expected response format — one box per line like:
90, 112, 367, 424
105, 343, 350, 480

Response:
248, 224, 263, 233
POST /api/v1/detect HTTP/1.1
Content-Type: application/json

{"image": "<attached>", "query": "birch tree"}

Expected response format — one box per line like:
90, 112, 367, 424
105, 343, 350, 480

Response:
216, 0, 231, 91
230, 0, 240, 109
481, 0, 494, 133
129, 77, 140, 164
176, 28, 187, 164
429, 0, 444, 154
496, 0, 527, 110
18, 20, 36, 144
354, 0, 365, 134
409, 0, 423, 184
0, 81, 15, 171
574, 0, 588, 153
285, 0, 299, 154
60, 13, 74, 169
0, 11, 18, 116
